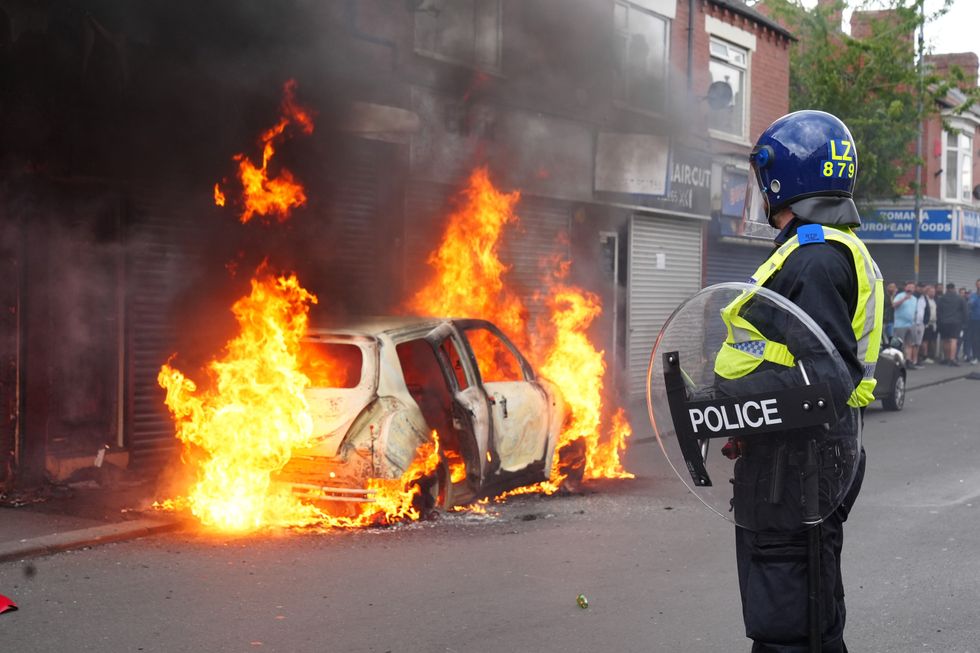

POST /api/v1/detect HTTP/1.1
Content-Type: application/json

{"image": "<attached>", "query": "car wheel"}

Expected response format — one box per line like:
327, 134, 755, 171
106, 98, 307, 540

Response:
414, 458, 453, 517
882, 371, 905, 411
434, 458, 454, 509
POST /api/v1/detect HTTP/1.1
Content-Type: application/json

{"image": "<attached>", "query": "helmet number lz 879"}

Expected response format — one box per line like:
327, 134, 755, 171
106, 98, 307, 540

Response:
822, 139, 855, 178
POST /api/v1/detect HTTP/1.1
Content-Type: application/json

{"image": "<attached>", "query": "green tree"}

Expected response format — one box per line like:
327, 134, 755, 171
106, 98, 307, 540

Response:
757, 0, 979, 205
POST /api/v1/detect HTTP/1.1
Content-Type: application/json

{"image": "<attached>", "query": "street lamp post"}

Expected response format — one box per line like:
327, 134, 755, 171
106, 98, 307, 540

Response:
913, 0, 925, 284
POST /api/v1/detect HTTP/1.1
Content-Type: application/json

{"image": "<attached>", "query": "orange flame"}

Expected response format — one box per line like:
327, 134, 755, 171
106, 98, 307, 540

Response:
538, 285, 633, 483
156, 266, 452, 532
156, 268, 321, 531
408, 167, 632, 496
407, 167, 528, 380
214, 79, 314, 224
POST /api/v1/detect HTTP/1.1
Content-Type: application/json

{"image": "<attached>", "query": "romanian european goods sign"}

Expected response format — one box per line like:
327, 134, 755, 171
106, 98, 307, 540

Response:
855, 208, 954, 242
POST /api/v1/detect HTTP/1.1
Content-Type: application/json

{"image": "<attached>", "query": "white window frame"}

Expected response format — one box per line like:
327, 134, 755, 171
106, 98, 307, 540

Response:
613, 1, 671, 114
941, 120, 975, 204
705, 15, 756, 146
413, 0, 502, 73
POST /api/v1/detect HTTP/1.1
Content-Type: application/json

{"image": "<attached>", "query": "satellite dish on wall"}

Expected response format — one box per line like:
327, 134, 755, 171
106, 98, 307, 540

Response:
973, 184, 980, 201
706, 81, 733, 110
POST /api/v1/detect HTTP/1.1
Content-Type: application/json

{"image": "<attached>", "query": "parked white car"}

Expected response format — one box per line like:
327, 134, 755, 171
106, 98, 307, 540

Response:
275, 317, 566, 510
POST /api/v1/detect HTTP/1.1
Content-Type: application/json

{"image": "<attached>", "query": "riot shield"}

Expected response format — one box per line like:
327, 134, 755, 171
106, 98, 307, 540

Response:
647, 282, 861, 532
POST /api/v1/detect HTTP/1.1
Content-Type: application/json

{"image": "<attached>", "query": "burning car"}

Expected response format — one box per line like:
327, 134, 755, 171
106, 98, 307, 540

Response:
276, 317, 567, 510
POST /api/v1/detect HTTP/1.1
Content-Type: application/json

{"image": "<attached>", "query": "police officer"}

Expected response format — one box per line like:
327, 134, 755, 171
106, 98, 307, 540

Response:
715, 110, 883, 652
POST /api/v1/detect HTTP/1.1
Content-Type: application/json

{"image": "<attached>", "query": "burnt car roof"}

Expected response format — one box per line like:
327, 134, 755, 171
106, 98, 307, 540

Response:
305, 315, 447, 338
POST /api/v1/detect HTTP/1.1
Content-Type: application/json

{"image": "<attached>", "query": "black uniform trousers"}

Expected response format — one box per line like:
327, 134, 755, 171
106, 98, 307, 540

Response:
735, 447, 865, 652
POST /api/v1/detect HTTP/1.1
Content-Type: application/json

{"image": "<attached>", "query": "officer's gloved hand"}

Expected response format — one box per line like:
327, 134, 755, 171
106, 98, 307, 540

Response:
687, 385, 717, 402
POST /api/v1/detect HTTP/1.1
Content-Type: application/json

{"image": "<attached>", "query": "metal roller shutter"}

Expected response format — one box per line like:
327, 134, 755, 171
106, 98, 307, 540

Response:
327, 139, 394, 311
500, 196, 571, 325
627, 214, 703, 396
944, 246, 980, 290
0, 218, 20, 480
126, 197, 201, 470
867, 244, 941, 286
705, 239, 770, 286
403, 181, 451, 287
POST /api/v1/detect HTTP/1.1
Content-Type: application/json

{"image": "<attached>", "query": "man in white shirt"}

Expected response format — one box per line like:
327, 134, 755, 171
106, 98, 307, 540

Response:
920, 284, 938, 363
909, 282, 927, 368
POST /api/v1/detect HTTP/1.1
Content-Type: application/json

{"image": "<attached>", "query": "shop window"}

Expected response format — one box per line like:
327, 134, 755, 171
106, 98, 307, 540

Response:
943, 129, 973, 203
613, 1, 669, 112
414, 0, 501, 72
708, 37, 748, 139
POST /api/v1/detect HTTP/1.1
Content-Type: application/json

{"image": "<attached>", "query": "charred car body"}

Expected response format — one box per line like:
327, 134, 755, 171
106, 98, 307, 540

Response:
276, 318, 566, 509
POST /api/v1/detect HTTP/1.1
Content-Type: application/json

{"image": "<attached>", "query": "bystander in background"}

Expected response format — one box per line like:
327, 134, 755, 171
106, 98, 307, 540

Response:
894, 281, 920, 368
883, 282, 897, 339
967, 280, 980, 365
937, 282, 967, 366
920, 284, 938, 363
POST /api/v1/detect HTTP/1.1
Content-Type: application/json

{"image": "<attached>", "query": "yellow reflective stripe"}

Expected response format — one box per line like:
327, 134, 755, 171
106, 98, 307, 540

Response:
827, 227, 882, 371
715, 342, 765, 380
717, 224, 884, 407
763, 341, 795, 367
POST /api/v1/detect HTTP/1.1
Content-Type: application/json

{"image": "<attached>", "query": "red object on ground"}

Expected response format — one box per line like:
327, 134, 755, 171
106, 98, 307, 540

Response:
0, 593, 17, 613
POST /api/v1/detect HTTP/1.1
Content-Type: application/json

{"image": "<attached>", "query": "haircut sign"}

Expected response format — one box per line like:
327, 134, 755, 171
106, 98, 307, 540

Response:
646, 283, 862, 532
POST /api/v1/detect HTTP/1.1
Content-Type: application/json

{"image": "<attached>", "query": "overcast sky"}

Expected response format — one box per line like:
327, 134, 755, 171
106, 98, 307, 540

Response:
921, 0, 980, 65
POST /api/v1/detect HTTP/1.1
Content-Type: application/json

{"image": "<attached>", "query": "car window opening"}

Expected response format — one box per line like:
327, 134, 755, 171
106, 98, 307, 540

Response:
299, 342, 363, 388
464, 327, 523, 383
396, 339, 463, 459
439, 338, 470, 391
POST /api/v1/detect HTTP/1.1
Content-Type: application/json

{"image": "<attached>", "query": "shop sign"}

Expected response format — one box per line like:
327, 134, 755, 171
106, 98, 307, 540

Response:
594, 142, 712, 216
854, 208, 954, 242
959, 210, 980, 245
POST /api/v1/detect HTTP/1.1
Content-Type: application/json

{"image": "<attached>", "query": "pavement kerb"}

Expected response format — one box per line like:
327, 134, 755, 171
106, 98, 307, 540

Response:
905, 371, 974, 391
0, 518, 185, 564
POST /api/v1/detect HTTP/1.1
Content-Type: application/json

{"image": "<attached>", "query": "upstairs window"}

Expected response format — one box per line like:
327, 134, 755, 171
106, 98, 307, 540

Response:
708, 37, 748, 139
414, 0, 501, 72
613, 1, 669, 112
943, 129, 974, 203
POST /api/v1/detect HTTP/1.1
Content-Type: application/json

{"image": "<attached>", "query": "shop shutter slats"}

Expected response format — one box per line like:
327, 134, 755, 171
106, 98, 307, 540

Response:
627, 215, 702, 396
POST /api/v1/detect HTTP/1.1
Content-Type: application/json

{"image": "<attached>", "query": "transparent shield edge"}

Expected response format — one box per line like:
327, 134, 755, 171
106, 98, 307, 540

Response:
646, 282, 862, 529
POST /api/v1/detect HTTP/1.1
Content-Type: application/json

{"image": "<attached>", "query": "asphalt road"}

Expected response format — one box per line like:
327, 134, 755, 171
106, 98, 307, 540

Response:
2, 377, 979, 653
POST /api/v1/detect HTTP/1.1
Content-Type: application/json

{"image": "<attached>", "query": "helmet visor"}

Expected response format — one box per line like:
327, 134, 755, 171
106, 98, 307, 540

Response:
740, 175, 774, 237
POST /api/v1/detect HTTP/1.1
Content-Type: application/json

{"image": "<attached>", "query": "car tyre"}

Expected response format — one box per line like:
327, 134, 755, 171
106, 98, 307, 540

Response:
414, 458, 453, 518
882, 371, 905, 411
434, 458, 454, 509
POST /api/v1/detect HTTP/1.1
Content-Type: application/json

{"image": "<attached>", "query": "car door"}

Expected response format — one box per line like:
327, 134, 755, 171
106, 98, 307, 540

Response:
457, 321, 550, 474
424, 324, 492, 485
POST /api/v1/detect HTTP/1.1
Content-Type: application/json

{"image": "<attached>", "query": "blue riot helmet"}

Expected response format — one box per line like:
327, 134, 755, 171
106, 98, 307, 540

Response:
744, 110, 862, 229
